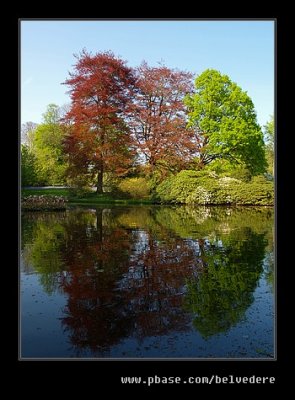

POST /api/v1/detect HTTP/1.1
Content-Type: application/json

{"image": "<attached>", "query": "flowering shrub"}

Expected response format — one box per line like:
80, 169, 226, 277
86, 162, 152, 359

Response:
21, 195, 67, 211
156, 170, 274, 205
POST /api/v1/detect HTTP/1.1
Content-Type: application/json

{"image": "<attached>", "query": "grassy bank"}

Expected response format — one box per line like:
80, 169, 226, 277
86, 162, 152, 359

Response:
22, 171, 274, 207
22, 188, 71, 197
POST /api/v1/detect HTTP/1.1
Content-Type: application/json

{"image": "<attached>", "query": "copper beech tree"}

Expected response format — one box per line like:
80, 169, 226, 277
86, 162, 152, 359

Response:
63, 50, 136, 193
63, 51, 196, 192
130, 62, 194, 174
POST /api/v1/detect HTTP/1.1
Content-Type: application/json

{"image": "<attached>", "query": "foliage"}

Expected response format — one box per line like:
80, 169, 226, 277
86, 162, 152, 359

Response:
63, 50, 136, 193
130, 62, 194, 172
21, 105, 68, 186
21, 187, 153, 205
42, 103, 61, 125
117, 177, 151, 199
222, 165, 252, 182
264, 115, 274, 176
23, 104, 68, 186
185, 69, 267, 175
156, 170, 274, 205
156, 170, 201, 203
22, 64, 271, 203
33, 113, 68, 184
102, 172, 120, 193
66, 174, 94, 198
204, 159, 252, 181
21, 144, 38, 186
227, 176, 274, 205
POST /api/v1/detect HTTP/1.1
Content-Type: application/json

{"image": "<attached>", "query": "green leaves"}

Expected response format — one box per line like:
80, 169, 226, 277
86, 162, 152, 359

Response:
21, 104, 69, 186
21, 144, 38, 186
156, 170, 274, 205
185, 69, 267, 175
32, 105, 68, 185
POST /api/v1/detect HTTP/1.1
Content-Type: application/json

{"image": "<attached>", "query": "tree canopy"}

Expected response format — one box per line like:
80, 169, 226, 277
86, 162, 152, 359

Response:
21, 144, 38, 186
185, 69, 267, 175
33, 104, 68, 185
21, 54, 272, 193
130, 62, 194, 174
21, 104, 68, 186
21, 121, 38, 150
63, 50, 136, 193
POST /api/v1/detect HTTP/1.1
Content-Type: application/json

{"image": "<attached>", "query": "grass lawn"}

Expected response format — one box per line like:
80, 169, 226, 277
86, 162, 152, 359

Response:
22, 188, 71, 197
21, 187, 153, 205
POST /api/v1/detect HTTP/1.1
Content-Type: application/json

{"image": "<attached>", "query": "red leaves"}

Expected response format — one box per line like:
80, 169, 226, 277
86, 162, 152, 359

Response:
63, 51, 136, 190
63, 50, 197, 187
130, 63, 195, 172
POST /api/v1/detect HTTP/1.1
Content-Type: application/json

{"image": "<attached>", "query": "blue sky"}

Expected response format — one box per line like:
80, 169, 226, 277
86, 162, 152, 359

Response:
21, 20, 274, 127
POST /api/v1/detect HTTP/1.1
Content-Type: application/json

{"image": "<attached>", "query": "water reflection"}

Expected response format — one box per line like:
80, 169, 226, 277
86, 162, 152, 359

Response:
185, 230, 266, 337
21, 206, 274, 357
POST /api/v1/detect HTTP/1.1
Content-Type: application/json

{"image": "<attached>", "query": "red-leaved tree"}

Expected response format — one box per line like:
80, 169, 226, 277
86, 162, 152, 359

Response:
63, 50, 136, 193
130, 62, 194, 175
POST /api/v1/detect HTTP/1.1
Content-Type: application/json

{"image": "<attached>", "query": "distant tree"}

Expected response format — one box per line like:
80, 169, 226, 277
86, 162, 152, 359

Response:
185, 69, 267, 175
21, 144, 38, 186
33, 104, 68, 185
21, 121, 38, 150
130, 62, 194, 174
42, 103, 61, 125
264, 115, 274, 146
264, 115, 274, 176
63, 50, 136, 193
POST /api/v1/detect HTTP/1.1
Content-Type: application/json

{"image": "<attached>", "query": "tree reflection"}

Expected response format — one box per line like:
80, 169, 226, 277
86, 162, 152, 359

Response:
60, 209, 134, 354
21, 212, 67, 293
184, 230, 267, 337
22, 206, 273, 354
60, 208, 199, 354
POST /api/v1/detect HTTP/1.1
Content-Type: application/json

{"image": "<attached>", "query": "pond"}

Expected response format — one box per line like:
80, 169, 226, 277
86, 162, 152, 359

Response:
20, 205, 274, 358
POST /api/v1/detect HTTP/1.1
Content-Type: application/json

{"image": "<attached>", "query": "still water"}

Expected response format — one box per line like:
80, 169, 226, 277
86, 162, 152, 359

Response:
20, 206, 274, 358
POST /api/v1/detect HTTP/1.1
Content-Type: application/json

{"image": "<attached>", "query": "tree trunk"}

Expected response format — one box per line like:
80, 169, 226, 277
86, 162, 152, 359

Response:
96, 162, 104, 194
96, 209, 103, 239
95, 209, 103, 272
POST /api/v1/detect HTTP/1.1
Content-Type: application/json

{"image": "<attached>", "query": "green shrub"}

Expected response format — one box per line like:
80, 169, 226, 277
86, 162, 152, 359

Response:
156, 171, 274, 205
118, 177, 151, 199
230, 176, 274, 205
204, 160, 252, 182
156, 170, 203, 203
226, 167, 252, 182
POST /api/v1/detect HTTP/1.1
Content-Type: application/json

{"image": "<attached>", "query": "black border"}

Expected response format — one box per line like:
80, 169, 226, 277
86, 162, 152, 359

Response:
14, 14, 291, 390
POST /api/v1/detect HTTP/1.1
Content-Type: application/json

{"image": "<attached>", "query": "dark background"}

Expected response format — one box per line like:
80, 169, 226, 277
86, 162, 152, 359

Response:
10, 12, 291, 393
